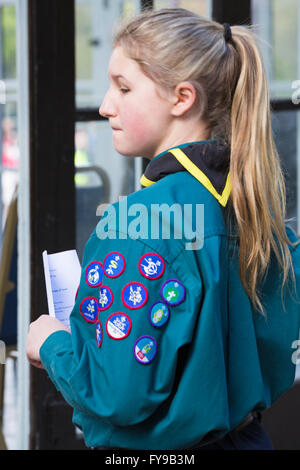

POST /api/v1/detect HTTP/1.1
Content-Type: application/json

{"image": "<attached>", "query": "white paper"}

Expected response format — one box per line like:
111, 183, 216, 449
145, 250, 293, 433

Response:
43, 249, 81, 328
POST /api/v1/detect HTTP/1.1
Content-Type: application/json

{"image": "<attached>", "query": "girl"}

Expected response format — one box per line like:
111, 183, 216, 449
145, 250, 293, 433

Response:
26, 8, 300, 450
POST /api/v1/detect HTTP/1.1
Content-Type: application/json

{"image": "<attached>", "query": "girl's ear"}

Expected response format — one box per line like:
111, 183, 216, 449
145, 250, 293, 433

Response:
171, 82, 197, 117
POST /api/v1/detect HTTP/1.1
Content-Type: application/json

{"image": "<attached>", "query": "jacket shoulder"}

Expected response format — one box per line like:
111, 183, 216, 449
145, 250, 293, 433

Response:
108, 172, 229, 238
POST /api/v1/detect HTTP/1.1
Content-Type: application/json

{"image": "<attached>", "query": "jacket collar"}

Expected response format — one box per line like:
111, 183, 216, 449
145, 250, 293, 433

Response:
140, 139, 231, 207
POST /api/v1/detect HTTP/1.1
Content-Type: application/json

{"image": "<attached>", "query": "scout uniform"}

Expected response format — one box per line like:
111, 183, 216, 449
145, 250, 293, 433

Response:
40, 139, 300, 450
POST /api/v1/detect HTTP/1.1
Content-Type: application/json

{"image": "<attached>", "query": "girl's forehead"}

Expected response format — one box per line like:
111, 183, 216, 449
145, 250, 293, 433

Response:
108, 46, 137, 78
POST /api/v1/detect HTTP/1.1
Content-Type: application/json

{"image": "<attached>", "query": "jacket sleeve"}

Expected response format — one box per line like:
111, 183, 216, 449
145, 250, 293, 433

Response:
40, 230, 203, 427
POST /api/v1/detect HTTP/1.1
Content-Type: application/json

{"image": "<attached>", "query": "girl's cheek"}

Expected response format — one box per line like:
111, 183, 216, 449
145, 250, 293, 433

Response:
123, 110, 153, 142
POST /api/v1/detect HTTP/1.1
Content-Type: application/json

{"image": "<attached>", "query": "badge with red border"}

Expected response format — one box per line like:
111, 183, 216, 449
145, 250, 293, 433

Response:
80, 296, 99, 323
96, 321, 103, 348
98, 285, 113, 311
85, 261, 104, 287
138, 253, 165, 280
106, 313, 132, 340
121, 282, 148, 309
103, 252, 125, 278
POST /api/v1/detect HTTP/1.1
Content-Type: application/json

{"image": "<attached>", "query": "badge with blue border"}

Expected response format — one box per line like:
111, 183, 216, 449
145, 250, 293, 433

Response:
121, 282, 148, 309
161, 279, 185, 306
80, 296, 99, 323
134, 336, 157, 364
85, 261, 104, 287
106, 313, 132, 340
98, 285, 113, 311
104, 252, 125, 278
149, 301, 170, 328
96, 321, 103, 348
138, 252, 165, 280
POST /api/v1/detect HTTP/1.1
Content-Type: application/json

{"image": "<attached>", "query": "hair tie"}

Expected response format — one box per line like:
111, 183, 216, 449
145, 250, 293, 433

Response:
223, 23, 232, 42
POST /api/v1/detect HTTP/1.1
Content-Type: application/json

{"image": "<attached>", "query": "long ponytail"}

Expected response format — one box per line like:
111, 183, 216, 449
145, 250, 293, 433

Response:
227, 26, 299, 314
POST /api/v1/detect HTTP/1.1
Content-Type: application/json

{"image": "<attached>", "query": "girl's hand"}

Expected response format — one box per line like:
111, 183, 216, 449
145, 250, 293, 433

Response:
26, 314, 71, 369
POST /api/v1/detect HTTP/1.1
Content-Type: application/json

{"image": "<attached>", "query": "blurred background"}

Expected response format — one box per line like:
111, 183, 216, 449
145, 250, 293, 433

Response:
0, 0, 299, 450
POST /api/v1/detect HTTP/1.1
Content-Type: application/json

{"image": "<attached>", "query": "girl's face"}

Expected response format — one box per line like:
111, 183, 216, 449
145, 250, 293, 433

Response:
99, 46, 173, 159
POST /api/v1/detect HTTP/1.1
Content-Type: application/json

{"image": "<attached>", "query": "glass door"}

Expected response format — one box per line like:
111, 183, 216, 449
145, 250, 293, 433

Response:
75, 0, 142, 261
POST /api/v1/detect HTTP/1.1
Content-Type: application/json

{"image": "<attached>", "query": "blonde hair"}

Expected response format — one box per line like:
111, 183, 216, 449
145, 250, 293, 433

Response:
114, 8, 300, 315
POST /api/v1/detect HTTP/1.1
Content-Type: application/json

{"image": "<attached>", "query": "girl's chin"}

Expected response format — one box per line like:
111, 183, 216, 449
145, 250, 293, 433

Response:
112, 137, 153, 158
112, 144, 146, 158
112, 146, 138, 157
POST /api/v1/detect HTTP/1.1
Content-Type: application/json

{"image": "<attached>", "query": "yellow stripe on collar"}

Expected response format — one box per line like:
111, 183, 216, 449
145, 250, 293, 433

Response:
140, 174, 155, 187
169, 148, 231, 207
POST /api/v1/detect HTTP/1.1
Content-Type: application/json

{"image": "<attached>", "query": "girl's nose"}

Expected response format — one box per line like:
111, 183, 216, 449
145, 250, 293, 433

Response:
99, 91, 117, 118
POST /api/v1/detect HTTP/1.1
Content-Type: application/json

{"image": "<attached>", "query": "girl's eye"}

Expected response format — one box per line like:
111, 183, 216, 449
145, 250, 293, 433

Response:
120, 87, 130, 94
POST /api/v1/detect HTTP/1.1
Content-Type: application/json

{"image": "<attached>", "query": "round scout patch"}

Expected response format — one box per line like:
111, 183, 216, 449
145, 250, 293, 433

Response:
103, 252, 125, 278
134, 336, 157, 365
96, 321, 103, 348
98, 285, 113, 311
85, 261, 104, 287
160, 279, 185, 306
138, 253, 165, 280
149, 301, 170, 328
121, 282, 148, 309
80, 297, 99, 323
106, 313, 132, 340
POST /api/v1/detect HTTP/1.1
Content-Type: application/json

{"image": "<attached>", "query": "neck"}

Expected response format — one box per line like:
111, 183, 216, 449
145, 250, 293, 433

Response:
151, 119, 210, 159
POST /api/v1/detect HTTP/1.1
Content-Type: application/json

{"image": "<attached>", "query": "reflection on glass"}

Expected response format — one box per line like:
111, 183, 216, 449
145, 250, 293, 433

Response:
75, 121, 136, 260
75, 2, 93, 81
0, 4, 18, 229
75, 0, 139, 109
272, 0, 298, 99
154, 0, 210, 17
0, 3, 19, 450
1, 114, 19, 224
271, 110, 299, 234
1, 4, 16, 80
252, 0, 299, 100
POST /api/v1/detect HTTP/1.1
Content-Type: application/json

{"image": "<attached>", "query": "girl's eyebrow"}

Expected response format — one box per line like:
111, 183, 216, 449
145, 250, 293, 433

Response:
109, 73, 128, 81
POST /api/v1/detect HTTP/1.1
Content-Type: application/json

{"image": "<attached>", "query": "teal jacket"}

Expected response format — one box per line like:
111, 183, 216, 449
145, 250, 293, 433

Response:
40, 140, 300, 449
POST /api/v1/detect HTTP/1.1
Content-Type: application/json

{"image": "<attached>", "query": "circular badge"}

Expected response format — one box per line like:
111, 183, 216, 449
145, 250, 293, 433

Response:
106, 313, 132, 340
96, 321, 103, 348
80, 297, 99, 323
149, 301, 170, 328
85, 261, 104, 288
160, 279, 185, 306
121, 282, 148, 309
98, 285, 114, 311
138, 253, 165, 280
103, 252, 125, 278
134, 336, 157, 365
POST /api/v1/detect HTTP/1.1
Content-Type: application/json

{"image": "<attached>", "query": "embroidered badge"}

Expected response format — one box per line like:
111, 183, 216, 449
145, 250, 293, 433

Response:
138, 253, 165, 280
106, 313, 132, 340
96, 321, 103, 347
161, 279, 185, 306
149, 301, 170, 328
103, 252, 125, 278
85, 261, 104, 287
121, 282, 148, 309
134, 336, 157, 364
80, 297, 99, 323
98, 285, 113, 311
